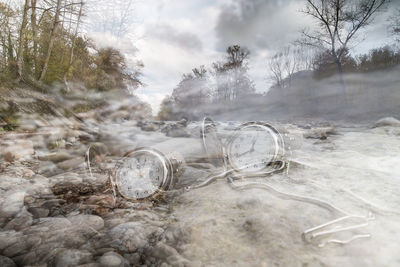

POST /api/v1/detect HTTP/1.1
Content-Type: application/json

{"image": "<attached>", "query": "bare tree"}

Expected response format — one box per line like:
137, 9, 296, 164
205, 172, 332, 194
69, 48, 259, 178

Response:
30, 0, 39, 75
16, 0, 30, 81
39, 0, 62, 81
64, 0, 84, 90
86, 0, 136, 37
213, 45, 254, 101
268, 45, 316, 89
269, 46, 298, 89
299, 0, 389, 92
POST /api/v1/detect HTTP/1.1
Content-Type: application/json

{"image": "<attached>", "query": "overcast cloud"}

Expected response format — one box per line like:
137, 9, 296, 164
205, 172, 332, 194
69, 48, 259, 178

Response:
86, 0, 399, 114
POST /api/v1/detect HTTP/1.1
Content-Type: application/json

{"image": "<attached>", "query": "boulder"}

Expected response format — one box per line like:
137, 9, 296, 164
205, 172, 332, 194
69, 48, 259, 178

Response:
373, 117, 400, 128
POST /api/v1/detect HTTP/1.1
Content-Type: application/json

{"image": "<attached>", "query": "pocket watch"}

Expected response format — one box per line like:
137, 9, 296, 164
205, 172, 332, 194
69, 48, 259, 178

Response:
226, 121, 285, 176
114, 147, 184, 200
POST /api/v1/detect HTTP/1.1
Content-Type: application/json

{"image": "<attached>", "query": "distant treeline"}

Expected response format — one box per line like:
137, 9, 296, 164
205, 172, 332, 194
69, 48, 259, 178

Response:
158, 0, 400, 121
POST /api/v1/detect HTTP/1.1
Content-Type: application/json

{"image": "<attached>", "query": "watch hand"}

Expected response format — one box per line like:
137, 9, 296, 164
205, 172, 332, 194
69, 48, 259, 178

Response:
237, 150, 252, 157
250, 134, 257, 151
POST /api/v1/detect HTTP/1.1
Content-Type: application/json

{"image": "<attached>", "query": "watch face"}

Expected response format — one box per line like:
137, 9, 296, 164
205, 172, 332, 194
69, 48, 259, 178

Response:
115, 149, 168, 200
227, 122, 282, 174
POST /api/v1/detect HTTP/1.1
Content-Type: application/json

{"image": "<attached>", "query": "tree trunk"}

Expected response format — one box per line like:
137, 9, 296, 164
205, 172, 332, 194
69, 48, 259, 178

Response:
31, 0, 38, 77
7, 31, 16, 74
39, 0, 62, 82
335, 58, 347, 107
16, 0, 30, 81
64, 1, 83, 91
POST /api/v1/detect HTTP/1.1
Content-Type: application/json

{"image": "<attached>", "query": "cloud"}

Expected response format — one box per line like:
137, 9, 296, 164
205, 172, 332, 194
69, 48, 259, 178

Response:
215, 0, 309, 52
147, 24, 203, 51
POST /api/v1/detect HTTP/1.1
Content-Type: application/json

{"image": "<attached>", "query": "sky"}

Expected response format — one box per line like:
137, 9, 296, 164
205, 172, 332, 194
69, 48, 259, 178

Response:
87, 0, 399, 114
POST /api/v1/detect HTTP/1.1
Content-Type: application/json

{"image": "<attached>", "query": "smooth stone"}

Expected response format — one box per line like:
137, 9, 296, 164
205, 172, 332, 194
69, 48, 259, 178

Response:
0, 230, 24, 252
67, 214, 104, 231
0, 190, 26, 218
57, 157, 85, 171
38, 151, 74, 163
373, 117, 400, 128
0, 256, 16, 267
28, 207, 50, 218
54, 249, 93, 267
152, 242, 180, 260
3, 207, 33, 231
98, 252, 129, 267
109, 222, 162, 253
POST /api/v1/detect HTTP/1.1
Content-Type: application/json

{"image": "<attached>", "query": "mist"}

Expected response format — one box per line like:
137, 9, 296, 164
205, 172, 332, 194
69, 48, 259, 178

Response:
1, 0, 400, 266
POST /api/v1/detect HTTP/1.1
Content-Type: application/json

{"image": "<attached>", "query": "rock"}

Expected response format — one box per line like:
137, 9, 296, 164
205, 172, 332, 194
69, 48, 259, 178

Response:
3, 207, 33, 231
98, 252, 129, 267
137, 120, 164, 132
38, 151, 74, 163
0, 256, 16, 267
110, 110, 130, 122
37, 161, 61, 177
67, 214, 104, 232
28, 207, 49, 218
0, 190, 26, 219
23, 168, 35, 178
373, 117, 400, 128
54, 249, 93, 267
0, 230, 24, 252
1, 140, 34, 162
122, 253, 141, 266
161, 119, 190, 137
152, 242, 180, 260
303, 126, 337, 140
57, 157, 85, 171
50, 172, 83, 186
88, 142, 108, 163
165, 128, 191, 137
108, 222, 162, 253
25, 217, 72, 234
